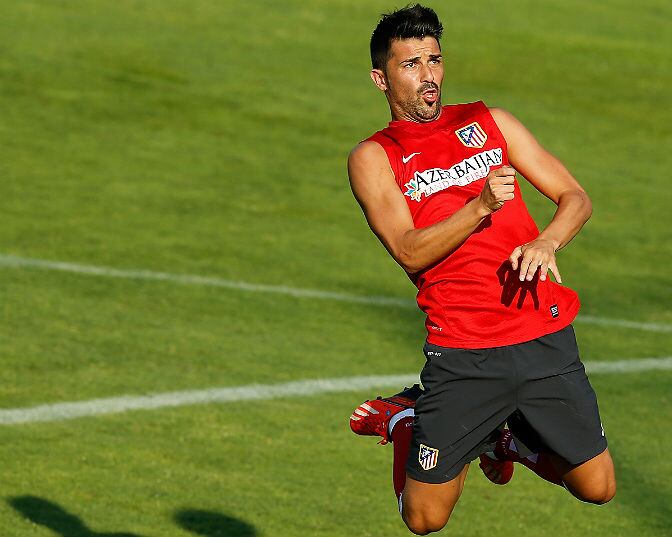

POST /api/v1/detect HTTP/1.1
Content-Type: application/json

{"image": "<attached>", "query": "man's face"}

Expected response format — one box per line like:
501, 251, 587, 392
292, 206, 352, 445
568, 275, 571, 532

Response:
371, 36, 444, 122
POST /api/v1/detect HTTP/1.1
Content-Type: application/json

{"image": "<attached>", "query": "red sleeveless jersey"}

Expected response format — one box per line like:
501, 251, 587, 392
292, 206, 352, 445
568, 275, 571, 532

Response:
366, 101, 580, 348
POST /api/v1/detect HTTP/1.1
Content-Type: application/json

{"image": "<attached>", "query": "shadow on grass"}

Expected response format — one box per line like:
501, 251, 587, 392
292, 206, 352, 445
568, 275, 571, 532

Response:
8, 495, 145, 537
175, 508, 257, 537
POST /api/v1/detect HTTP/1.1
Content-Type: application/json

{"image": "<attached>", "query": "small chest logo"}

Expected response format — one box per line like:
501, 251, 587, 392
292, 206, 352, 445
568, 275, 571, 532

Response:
550, 304, 560, 318
418, 444, 439, 471
455, 122, 488, 148
402, 152, 421, 164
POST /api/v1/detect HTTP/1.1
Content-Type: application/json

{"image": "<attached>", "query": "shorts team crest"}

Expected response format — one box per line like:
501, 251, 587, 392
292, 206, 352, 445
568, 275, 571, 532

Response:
455, 122, 487, 148
419, 443, 439, 470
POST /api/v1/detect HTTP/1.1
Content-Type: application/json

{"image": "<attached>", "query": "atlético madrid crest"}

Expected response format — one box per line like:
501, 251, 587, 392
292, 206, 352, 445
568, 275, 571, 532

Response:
419, 443, 439, 471
455, 122, 487, 148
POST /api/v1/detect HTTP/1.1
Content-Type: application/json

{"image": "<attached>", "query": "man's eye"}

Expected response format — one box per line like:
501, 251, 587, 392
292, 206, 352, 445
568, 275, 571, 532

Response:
404, 63, 416, 68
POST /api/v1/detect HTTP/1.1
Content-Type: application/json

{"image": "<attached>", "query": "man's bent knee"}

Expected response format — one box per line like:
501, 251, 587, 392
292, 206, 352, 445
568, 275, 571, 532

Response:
571, 478, 616, 505
564, 450, 617, 505
403, 507, 450, 535
401, 468, 468, 534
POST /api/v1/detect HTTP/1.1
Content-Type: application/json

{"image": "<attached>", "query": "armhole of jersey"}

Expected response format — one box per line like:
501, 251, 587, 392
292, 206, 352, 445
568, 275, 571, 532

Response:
478, 101, 509, 156
366, 133, 403, 187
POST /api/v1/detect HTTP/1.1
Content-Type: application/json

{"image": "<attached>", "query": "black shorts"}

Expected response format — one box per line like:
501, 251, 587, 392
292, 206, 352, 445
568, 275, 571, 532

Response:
407, 325, 608, 483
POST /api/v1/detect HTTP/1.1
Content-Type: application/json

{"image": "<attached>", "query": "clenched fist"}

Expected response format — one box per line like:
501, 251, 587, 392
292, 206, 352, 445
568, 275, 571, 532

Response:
479, 165, 516, 213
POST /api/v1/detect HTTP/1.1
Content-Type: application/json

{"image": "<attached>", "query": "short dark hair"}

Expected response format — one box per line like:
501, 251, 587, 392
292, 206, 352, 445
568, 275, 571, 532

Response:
370, 4, 443, 70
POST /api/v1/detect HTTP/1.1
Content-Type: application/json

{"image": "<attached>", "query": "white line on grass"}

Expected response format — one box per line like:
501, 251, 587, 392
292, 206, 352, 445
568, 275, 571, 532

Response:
1, 253, 670, 333
0, 254, 414, 308
1, 357, 670, 426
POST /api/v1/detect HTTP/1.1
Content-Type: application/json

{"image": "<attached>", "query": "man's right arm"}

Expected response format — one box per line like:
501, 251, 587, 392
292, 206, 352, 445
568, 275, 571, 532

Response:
347, 141, 515, 275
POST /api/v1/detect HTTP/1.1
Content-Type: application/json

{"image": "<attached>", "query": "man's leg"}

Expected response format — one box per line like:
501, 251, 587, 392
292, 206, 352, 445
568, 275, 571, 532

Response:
352, 343, 517, 533
350, 382, 502, 534
510, 325, 616, 502
391, 415, 415, 499
492, 428, 564, 486
401, 466, 469, 536
349, 385, 421, 500
479, 428, 616, 508
551, 448, 616, 504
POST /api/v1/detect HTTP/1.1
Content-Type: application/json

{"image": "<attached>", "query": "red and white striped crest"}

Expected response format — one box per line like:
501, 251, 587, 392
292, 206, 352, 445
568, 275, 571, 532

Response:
419, 443, 439, 471
455, 122, 488, 148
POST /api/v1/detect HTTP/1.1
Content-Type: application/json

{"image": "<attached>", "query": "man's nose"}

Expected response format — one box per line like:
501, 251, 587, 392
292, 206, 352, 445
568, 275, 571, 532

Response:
420, 62, 434, 83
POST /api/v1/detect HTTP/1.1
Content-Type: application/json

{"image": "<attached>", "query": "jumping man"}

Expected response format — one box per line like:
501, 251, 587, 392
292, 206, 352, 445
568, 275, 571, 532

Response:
347, 5, 616, 535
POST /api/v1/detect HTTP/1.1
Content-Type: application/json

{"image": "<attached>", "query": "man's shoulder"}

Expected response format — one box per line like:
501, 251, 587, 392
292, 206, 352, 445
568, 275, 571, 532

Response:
486, 107, 524, 135
348, 139, 388, 167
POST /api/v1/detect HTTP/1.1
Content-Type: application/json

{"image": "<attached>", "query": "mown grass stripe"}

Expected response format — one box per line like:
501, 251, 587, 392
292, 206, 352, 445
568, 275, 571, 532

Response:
1, 357, 670, 426
0, 253, 670, 333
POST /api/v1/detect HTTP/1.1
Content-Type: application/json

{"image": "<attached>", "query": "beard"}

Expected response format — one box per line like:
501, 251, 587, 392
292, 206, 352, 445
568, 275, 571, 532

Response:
391, 81, 442, 122
412, 82, 441, 121
410, 93, 441, 121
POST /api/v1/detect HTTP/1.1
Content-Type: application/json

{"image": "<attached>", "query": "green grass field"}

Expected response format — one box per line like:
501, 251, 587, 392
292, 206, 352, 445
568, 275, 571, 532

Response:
1, 0, 670, 535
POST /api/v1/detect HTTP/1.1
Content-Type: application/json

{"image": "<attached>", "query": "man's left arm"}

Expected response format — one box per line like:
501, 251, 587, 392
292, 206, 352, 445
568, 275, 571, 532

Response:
490, 107, 593, 284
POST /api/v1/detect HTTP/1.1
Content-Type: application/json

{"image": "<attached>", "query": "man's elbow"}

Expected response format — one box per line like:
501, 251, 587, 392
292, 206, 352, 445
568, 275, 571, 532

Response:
394, 229, 428, 275
584, 193, 593, 220
561, 189, 592, 222
401, 262, 422, 275
578, 189, 593, 222
398, 250, 424, 275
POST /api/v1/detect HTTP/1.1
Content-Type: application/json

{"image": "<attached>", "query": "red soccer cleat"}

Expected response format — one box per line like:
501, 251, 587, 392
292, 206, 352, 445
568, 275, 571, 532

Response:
349, 384, 423, 444
479, 429, 515, 485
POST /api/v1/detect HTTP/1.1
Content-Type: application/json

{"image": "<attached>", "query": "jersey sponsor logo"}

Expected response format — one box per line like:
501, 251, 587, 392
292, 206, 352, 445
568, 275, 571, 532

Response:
403, 148, 503, 202
550, 304, 559, 318
402, 152, 421, 164
419, 443, 439, 471
455, 121, 488, 148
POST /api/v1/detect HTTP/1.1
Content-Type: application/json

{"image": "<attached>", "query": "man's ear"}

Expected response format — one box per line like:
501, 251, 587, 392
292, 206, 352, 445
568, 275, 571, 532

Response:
370, 69, 387, 92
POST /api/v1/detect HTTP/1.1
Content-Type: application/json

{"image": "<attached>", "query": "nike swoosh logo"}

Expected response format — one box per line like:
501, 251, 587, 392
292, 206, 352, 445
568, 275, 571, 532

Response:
402, 152, 421, 164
